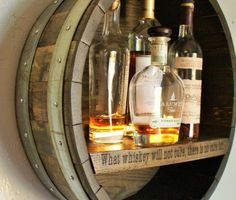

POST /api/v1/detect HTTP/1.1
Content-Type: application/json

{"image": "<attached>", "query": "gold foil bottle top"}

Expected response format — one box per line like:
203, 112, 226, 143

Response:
143, 0, 155, 19
110, 0, 120, 11
181, 0, 194, 8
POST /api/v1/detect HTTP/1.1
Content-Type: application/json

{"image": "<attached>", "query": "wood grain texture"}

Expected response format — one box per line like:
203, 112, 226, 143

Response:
29, 0, 90, 199
89, 138, 229, 174
39, 0, 77, 47
64, 80, 82, 126
62, 1, 112, 199
96, 168, 159, 200
16, 2, 67, 199
46, 0, 96, 199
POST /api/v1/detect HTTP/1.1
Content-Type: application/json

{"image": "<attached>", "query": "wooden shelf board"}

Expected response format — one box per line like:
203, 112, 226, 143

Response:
88, 137, 229, 174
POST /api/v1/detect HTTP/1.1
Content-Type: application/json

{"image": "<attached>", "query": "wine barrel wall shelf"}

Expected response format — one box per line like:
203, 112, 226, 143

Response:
15, 0, 235, 200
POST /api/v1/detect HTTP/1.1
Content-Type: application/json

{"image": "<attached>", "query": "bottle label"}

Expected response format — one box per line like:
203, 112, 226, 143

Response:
149, 118, 181, 128
136, 55, 151, 73
135, 67, 163, 115
175, 57, 203, 70
136, 84, 162, 115
175, 57, 202, 124
151, 44, 168, 64
133, 116, 181, 128
181, 79, 202, 124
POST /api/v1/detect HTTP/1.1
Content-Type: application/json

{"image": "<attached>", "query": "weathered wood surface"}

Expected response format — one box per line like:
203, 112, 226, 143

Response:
63, 1, 112, 200
29, 0, 90, 199
39, 0, 77, 47
16, 0, 67, 199
89, 138, 229, 174
96, 168, 159, 200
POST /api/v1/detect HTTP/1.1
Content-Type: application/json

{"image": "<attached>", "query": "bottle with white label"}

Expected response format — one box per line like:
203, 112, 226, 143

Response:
89, 0, 130, 143
129, 26, 185, 146
169, 0, 203, 141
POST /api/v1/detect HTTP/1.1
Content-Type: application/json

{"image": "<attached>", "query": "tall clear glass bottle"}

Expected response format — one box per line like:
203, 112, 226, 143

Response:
129, 26, 185, 147
126, 0, 160, 137
128, 0, 160, 78
169, 0, 203, 141
89, 0, 130, 143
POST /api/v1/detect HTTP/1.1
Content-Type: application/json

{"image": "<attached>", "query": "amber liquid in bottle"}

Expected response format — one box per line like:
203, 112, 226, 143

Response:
134, 124, 179, 144
129, 27, 185, 147
89, 0, 129, 143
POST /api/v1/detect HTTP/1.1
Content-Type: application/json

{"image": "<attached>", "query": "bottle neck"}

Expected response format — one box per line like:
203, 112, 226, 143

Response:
103, 3, 121, 36
142, 0, 155, 19
179, 3, 194, 38
151, 37, 169, 66
178, 25, 194, 38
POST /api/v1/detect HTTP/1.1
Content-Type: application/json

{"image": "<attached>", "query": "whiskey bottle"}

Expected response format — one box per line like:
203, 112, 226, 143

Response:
126, 0, 160, 137
169, 0, 203, 140
89, 0, 130, 143
128, 0, 160, 77
129, 26, 185, 147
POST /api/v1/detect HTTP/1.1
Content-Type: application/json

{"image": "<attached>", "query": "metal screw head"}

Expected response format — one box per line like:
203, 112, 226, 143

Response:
50, 187, 54, 192
24, 132, 28, 138
53, 0, 58, 4
35, 29, 39, 34
24, 62, 27, 66
20, 98, 24, 103
35, 164, 39, 169
57, 57, 62, 63
54, 102, 58, 107
70, 176, 74, 180
66, 25, 71, 31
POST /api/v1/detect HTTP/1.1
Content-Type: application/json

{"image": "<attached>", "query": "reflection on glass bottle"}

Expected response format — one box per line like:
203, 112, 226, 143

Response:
129, 26, 185, 147
126, 0, 160, 137
169, 0, 203, 141
89, 0, 130, 143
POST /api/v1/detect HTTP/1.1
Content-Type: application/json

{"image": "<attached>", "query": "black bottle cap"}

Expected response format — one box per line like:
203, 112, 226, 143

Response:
148, 26, 172, 37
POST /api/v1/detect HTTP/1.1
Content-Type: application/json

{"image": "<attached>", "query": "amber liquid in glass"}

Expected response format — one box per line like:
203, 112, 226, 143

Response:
89, 114, 126, 143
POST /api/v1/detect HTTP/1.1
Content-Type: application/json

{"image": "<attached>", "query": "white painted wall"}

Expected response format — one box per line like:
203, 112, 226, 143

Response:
0, 0, 235, 199
0, 0, 56, 199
